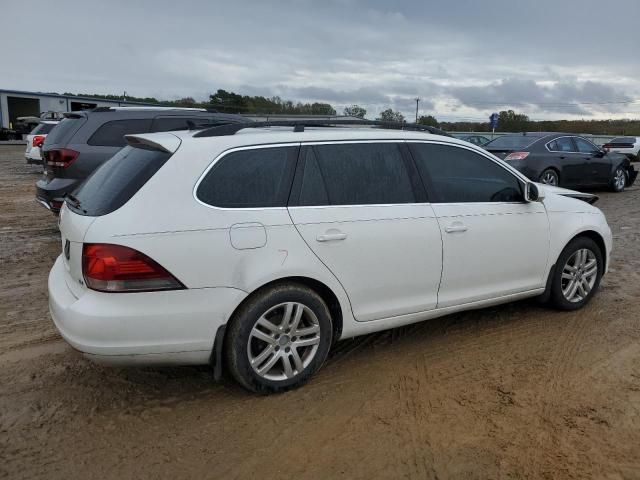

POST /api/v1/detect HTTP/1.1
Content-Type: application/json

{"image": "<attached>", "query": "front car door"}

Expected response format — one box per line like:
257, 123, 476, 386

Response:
408, 142, 550, 308
545, 136, 588, 187
288, 142, 443, 322
573, 136, 610, 185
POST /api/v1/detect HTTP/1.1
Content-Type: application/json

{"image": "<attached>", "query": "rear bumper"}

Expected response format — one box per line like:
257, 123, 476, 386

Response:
35, 176, 79, 213
25, 154, 42, 165
48, 256, 247, 366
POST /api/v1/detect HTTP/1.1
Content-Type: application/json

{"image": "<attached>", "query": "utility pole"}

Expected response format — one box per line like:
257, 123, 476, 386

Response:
415, 98, 420, 123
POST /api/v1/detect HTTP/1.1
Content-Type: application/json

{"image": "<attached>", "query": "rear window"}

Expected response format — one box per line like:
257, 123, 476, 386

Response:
88, 119, 152, 147
67, 146, 171, 216
30, 123, 57, 135
44, 117, 85, 145
610, 137, 636, 143
484, 136, 537, 150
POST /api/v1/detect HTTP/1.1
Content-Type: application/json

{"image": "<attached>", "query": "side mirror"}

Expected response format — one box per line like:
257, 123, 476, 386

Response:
525, 182, 545, 202
594, 150, 605, 158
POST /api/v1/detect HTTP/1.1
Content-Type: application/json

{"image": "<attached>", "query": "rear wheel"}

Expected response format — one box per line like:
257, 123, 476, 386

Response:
540, 168, 559, 186
225, 283, 333, 394
611, 166, 626, 192
549, 237, 603, 311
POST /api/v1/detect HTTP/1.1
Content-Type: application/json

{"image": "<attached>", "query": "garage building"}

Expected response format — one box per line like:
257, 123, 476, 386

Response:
0, 89, 159, 130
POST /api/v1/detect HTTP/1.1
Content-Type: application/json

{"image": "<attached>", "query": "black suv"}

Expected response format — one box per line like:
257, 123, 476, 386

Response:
36, 107, 248, 213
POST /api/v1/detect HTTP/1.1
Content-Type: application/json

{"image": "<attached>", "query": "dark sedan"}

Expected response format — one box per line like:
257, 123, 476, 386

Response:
485, 133, 638, 192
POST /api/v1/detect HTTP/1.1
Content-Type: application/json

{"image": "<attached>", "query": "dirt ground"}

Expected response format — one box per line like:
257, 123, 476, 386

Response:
1, 144, 639, 480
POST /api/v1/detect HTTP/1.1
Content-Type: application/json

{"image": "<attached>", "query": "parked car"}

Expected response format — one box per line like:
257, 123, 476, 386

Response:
49, 122, 612, 393
602, 136, 640, 161
484, 133, 637, 191
456, 134, 491, 146
25, 121, 59, 165
36, 107, 248, 212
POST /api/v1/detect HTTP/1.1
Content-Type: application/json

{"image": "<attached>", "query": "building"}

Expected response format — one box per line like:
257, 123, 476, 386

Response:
0, 89, 160, 130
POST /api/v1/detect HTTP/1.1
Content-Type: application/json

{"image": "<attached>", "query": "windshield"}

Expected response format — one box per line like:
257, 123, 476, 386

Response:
484, 136, 538, 150
30, 123, 57, 135
67, 146, 172, 216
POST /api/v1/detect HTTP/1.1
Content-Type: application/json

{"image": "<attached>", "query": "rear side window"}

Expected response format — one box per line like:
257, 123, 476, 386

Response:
87, 119, 152, 147
298, 143, 416, 206
44, 117, 85, 145
68, 146, 171, 216
547, 137, 575, 152
410, 143, 523, 203
196, 146, 298, 208
30, 123, 56, 135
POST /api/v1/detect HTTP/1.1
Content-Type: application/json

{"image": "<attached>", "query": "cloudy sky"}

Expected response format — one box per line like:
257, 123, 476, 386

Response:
3, 0, 640, 121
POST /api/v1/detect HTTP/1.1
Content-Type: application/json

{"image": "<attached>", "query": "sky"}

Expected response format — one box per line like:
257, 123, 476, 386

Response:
2, 0, 640, 122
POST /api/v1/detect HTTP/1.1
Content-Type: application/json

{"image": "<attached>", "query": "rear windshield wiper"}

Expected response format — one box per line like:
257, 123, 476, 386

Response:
65, 193, 87, 214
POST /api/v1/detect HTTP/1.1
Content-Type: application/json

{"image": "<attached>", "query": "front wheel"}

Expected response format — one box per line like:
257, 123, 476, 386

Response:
540, 168, 559, 186
225, 283, 333, 393
549, 237, 603, 311
611, 166, 626, 192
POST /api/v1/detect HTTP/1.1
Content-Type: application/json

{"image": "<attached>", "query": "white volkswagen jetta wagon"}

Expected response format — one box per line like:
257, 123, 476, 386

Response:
49, 122, 612, 393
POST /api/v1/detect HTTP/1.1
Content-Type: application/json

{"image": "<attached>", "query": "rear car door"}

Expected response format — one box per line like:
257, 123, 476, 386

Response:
288, 142, 443, 322
409, 142, 549, 308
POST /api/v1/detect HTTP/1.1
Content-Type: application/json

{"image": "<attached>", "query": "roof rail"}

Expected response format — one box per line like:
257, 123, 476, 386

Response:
192, 119, 451, 138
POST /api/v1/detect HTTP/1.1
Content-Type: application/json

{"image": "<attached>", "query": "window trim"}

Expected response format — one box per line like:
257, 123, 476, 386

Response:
193, 142, 301, 211
406, 140, 528, 205
288, 140, 427, 208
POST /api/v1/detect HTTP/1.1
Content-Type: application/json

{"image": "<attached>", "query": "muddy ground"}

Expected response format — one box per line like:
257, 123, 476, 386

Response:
1, 144, 639, 479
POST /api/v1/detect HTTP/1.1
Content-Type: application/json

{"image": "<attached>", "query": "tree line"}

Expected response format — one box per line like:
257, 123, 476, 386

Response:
64, 92, 640, 135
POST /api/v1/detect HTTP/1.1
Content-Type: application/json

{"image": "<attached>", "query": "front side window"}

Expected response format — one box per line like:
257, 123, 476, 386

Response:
574, 137, 598, 153
547, 137, 576, 153
410, 143, 524, 203
298, 143, 416, 206
197, 146, 298, 208
88, 119, 152, 147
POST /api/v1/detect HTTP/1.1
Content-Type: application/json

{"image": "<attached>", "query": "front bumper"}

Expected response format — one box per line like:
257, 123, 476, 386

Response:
48, 256, 247, 366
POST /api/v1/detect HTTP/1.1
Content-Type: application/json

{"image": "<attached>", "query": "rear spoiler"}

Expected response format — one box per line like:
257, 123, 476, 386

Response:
125, 133, 181, 153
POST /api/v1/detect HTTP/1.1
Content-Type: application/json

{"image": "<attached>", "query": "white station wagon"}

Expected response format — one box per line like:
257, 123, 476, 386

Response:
49, 121, 612, 393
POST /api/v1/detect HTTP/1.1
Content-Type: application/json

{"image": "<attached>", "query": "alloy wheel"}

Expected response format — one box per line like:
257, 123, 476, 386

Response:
561, 248, 598, 303
541, 170, 558, 186
247, 302, 321, 381
614, 168, 626, 191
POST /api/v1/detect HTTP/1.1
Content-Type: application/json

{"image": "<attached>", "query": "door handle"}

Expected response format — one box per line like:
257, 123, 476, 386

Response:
316, 232, 347, 242
444, 223, 468, 234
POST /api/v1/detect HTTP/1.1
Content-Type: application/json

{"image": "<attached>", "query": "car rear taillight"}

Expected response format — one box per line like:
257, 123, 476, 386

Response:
46, 148, 79, 168
33, 135, 46, 147
82, 243, 185, 293
504, 151, 530, 161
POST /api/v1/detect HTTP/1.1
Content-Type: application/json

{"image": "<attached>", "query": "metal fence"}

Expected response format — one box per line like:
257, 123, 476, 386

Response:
451, 131, 616, 146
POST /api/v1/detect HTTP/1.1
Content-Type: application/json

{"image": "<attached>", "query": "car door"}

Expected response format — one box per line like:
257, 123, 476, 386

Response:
545, 136, 587, 186
288, 142, 443, 322
409, 142, 550, 308
574, 136, 609, 184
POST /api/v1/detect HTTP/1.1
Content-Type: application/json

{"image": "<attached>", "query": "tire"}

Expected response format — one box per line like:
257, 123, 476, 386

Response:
611, 166, 626, 192
540, 168, 559, 186
549, 236, 603, 311
225, 283, 333, 394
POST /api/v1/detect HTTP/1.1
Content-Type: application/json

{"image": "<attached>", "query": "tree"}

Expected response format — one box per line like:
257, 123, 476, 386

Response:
209, 89, 248, 113
343, 105, 367, 119
417, 115, 439, 127
378, 108, 405, 123
497, 110, 529, 132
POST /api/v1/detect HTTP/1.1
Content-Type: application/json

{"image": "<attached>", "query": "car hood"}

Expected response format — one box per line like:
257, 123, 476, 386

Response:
537, 183, 600, 214
538, 183, 599, 204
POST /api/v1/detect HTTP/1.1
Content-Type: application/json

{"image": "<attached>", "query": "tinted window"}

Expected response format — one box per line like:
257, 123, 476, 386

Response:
30, 123, 56, 135
68, 146, 171, 216
197, 146, 297, 208
87, 119, 152, 147
610, 137, 636, 143
484, 136, 537, 150
410, 143, 524, 203
547, 137, 575, 152
150, 117, 231, 132
299, 143, 415, 206
44, 117, 85, 145
574, 137, 598, 153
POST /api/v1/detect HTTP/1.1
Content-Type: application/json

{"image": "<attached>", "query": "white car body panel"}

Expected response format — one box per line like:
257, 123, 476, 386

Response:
608, 137, 640, 158
48, 128, 614, 365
